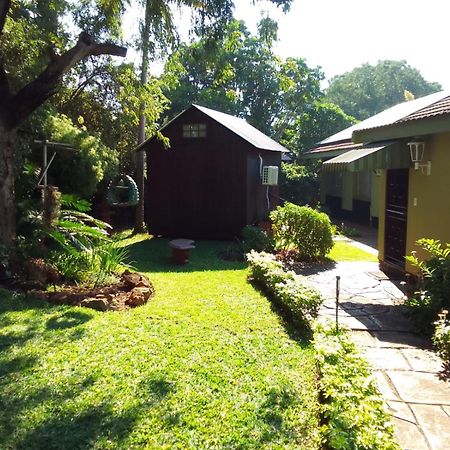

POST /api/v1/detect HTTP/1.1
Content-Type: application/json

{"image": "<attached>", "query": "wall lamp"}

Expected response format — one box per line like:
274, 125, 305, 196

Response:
407, 139, 431, 175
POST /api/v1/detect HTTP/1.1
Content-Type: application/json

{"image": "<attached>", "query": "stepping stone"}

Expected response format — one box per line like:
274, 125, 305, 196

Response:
338, 314, 381, 331
410, 404, 450, 450
364, 347, 411, 371
371, 371, 400, 401
351, 330, 377, 347
387, 371, 450, 405
401, 348, 444, 373
372, 331, 431, 349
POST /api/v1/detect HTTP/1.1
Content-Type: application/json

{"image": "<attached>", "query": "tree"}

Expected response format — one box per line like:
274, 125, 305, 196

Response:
0, 0, 127, 248
163, 18, 323, 138
326, 60, 442, 120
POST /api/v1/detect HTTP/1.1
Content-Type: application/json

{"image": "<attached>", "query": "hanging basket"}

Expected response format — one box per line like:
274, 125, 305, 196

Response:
106, 175, 139, 207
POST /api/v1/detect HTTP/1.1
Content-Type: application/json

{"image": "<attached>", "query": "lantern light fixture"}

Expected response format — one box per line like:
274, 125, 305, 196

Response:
407, 139, 431, 175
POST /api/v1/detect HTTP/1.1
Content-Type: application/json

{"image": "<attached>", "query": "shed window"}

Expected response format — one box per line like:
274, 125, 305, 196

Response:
182, 123, 207, 138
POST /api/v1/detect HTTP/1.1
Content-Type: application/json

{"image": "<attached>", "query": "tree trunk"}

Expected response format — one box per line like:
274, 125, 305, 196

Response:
0, 121, 17, 248
135, 3, 151, 234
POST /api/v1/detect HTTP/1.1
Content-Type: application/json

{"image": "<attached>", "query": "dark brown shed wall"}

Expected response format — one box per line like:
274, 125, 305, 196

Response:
246, 151, 281, 224
145, 108, 249, 238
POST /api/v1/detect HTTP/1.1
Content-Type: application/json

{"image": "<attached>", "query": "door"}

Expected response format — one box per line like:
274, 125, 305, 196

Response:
384, 169, 409, 267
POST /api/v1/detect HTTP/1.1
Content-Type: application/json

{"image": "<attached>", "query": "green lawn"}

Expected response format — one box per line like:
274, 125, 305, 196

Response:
0, 236, 320, 449
328, 240, 378, 262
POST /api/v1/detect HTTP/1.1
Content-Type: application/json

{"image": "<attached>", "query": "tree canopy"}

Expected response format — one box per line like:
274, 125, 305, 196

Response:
326, 60, 442, 120
162, 18, 353, 157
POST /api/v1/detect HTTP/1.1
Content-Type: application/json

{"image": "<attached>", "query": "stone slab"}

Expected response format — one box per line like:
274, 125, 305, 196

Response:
410, 404, 450, 450
401, 348, 444, 373
390, 415, 429, 450
337, 314, 381, 331
387, 371, 450, 405
364, 347, 411, 371
387, 400, 416, 423
351, 330, 377, 347
372, 371, 400, 401
372, 331, 431, 349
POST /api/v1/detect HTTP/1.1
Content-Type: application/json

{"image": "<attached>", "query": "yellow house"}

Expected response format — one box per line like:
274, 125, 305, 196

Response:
305, 91, 450, 274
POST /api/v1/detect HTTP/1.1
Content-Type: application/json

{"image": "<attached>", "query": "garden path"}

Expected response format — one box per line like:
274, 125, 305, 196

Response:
303, 262, 450, 450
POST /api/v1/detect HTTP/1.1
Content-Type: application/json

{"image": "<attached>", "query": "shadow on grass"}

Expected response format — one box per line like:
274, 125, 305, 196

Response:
1, 372, 175, 450
126, 237, 246, 273
249, 279, 312, 344
46, 310, 93, 330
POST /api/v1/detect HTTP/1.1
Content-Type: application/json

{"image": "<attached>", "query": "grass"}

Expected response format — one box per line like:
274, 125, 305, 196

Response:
0, 235, 321, 449
327, 240, 378, 262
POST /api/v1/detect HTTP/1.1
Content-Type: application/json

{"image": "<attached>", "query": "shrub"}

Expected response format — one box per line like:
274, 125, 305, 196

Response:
405, 238, 450, 331
270, 203, 333, 260
433, 310, 450, 373
313, 321, 399, 450
241, 225, 274, 254
247, 250, 322, 331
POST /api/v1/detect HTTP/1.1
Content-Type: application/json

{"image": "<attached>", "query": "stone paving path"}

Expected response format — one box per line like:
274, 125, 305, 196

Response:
303, 262, 450, 450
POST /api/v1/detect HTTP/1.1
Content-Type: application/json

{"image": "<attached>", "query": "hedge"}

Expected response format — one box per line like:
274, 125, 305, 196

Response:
313, 322, 400, 450
246, 250, 322, 332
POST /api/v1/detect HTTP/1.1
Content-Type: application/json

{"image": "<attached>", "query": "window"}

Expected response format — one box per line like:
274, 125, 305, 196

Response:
182, 123, 207, 138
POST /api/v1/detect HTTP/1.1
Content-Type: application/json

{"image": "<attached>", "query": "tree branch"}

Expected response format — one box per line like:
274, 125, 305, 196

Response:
8, 32, 127, 128
0, 0, 11, 35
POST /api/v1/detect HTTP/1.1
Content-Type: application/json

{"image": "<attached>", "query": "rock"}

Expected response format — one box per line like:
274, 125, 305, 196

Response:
121, 270, 151, 289
126, 287, 152, 307
79, 297, 111, 311
24, 258, 61, 285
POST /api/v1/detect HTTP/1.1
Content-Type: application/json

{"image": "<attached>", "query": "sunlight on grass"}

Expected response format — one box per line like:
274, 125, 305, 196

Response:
328, 240, 378, 262
0, 236, 321, 449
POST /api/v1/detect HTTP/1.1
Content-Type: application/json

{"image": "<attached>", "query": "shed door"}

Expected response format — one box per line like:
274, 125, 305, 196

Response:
384, 169, 409, 268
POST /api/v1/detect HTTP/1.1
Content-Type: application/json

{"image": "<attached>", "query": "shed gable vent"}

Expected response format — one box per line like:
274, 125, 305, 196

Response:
262, 166, 278, 185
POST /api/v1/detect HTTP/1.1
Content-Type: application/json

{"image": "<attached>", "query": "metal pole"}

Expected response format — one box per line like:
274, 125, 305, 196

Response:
336, 275, 340, 332
43, 140, 48, 187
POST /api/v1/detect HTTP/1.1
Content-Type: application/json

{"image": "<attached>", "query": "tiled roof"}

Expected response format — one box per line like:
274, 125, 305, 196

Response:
397, 96, 450, 123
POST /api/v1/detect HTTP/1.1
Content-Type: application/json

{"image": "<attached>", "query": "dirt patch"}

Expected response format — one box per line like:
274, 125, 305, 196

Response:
28, 270, 155, 312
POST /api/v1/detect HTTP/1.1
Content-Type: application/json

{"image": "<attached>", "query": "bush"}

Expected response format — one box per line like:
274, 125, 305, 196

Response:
270, 203, 334, 260
313, 321, 399, 450
433, 310, 450, 372
405, 238, 450, 331
241, 225, 274, 254
247, 251, 322, 332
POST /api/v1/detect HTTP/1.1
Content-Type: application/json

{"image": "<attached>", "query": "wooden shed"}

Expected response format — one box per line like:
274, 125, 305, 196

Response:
137, 104, 287, 239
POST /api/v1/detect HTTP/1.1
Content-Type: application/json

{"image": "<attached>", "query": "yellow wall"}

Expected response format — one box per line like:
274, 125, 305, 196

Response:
378, 132, 450, 272
405, 132, 450, 271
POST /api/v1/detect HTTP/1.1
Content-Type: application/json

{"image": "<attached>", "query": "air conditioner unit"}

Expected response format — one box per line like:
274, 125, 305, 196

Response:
262, 166, 279, 186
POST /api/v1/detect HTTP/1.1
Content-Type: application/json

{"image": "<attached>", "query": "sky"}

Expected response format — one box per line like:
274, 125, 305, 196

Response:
124, 0, 450, 90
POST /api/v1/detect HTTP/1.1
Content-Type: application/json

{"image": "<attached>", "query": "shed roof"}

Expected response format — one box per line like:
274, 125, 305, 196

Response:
136, 104, 288, 153
192, 104, 287, 152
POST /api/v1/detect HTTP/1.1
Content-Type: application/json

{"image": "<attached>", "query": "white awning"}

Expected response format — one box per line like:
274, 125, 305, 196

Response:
322, 142, 410, 172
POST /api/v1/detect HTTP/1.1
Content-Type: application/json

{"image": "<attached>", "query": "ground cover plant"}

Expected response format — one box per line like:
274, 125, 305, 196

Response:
0, 236, 321, 449
405, 238, 450, 332
313, 322, 399, 450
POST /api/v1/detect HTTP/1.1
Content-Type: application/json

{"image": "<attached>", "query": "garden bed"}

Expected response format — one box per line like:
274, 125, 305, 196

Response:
24, 270, 153, 311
